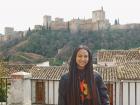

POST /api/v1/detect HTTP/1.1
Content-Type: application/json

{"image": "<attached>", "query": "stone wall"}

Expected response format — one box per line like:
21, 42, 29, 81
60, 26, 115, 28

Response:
8, 71, 32, 105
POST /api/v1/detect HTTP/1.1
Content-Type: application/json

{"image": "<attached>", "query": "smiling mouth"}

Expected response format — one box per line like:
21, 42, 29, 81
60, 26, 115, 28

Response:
79, 62, 87, 65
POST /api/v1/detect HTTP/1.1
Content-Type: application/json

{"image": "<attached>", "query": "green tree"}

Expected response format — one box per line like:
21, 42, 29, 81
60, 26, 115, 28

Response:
0, 59, 7, 102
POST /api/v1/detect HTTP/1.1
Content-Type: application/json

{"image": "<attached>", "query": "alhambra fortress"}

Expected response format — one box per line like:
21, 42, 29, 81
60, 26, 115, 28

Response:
1, 7, 140, 43
42, 7, 110, 32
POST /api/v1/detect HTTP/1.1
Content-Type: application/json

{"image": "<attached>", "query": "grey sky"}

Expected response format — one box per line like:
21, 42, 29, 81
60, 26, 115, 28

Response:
0, 0, 140, 34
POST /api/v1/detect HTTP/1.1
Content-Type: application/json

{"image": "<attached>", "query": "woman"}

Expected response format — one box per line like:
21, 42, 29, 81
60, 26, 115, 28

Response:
58, 45, 110, 105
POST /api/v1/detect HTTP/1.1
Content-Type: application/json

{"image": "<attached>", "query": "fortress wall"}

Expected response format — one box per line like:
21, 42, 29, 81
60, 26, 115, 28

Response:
51, 21, 67, 30
80, 23, 93, 32
111, 24, 140, 30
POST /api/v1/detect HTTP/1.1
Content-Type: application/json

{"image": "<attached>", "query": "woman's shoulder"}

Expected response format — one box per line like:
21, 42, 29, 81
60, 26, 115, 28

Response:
93, 70, 101, 78
59, 73, 69, 90
60, 73, 69, 81
93, 70, 104, 82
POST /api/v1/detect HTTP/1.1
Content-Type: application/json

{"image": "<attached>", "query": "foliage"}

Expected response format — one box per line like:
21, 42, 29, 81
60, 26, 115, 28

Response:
0, 59, 7, 102
0, 59, 7, 77
0, 81, 7, 102
0, 38, 22, 52
9, 55, 32, 63
49, 58, 63, 66
2, 28, 140, 63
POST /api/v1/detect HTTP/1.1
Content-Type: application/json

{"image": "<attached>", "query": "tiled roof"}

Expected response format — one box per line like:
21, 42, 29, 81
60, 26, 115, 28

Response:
30, 66, 68, 80
5, 65, 117, 81
5, 64, 34, 77
29, 66, 118, 81
30, 66, 118, 81
2, 62, 140, 81
97, 50, 140, 63
117, 62, 140, 80
95, 66, 117, 82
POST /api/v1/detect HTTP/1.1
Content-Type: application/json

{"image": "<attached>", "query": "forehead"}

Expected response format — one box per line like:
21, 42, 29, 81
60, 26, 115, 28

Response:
77, 49, 89, 55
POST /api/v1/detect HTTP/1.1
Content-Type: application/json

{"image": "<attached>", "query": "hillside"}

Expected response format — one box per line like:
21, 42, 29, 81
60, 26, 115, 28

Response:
0, 39, 46, 64
0, 28, 140, 64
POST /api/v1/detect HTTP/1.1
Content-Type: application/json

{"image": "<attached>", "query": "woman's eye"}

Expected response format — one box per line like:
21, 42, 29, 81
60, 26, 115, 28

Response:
84, 55, 88, 58
78, 55, 82, 57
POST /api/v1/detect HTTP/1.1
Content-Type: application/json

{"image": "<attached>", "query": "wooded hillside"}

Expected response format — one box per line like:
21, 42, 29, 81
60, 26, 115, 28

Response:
0, 28, 140, 65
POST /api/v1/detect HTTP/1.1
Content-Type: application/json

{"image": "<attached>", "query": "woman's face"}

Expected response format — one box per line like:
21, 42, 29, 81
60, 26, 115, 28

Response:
76, 49, 89, 70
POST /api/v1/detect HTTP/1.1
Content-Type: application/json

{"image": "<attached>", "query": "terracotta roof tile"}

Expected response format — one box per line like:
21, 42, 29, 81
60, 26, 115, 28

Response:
5, 64, 34, 77
30, 66, 118, 81
95, 66, 117, 82
117, 62, 140, 80
30, 66, 68, 80
2, 62, 140, 81
97, 50, 140, 63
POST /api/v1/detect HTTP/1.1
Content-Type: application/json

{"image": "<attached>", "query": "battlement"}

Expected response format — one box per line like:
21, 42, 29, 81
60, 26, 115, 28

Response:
42, 7, 110, 33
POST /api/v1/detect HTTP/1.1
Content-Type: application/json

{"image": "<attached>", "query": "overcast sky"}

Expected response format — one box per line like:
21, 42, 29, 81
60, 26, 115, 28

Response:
0, 0, 140, 34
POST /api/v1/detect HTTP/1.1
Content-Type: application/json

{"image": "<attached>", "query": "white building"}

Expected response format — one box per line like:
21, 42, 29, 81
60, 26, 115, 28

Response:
36, 61, 50, 67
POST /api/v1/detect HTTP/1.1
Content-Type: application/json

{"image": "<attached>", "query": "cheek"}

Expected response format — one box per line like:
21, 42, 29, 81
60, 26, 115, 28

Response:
85, 57, 89, 61
86, 58, 89, 63
85, 58, 89, 65
76, 58, 79, 63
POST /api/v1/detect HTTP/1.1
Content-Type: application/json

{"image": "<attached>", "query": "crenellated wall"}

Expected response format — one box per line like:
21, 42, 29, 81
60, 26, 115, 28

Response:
43, 8, 111, 33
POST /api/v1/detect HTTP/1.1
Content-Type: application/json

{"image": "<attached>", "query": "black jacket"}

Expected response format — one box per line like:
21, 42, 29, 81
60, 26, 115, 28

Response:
58, 71, 110, 105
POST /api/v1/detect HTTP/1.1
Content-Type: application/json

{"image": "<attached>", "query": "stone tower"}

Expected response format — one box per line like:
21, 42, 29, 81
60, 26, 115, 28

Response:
92, 7, 105, 22
5, 27, 14, 35
43, 15, 52, 29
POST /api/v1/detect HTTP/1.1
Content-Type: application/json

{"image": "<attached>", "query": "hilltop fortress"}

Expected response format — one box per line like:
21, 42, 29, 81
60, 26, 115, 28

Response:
1, 7, 140, 44
39, 7, 110, 33
35, 7, 140, 32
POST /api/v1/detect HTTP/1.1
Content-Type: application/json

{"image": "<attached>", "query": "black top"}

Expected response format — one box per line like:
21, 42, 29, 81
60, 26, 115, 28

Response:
58, 71, 110, 105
